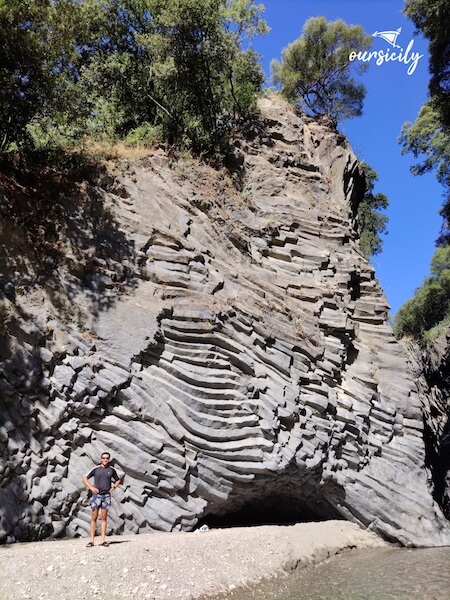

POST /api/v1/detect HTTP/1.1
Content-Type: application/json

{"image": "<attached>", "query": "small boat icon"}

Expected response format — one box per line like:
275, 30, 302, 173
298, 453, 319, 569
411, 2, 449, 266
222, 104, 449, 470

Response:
372, 27, 402, 48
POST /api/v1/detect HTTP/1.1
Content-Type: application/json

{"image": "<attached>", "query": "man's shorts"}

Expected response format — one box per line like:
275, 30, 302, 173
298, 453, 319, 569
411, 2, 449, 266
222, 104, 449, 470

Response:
90, 493, 111, 510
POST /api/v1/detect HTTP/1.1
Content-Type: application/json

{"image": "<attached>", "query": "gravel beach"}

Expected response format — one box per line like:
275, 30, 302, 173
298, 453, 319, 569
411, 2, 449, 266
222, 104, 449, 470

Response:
0, 521, 387, 600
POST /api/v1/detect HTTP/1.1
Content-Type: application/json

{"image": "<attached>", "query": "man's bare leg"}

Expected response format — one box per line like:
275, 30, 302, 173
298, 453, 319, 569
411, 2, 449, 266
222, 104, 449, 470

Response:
89, 508, 99, 545
100, 508, 108, 544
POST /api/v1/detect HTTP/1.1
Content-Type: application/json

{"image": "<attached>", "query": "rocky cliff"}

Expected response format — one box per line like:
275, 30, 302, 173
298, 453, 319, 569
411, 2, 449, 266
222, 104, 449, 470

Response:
1, 96, 449, 546
405, 332, 450, 519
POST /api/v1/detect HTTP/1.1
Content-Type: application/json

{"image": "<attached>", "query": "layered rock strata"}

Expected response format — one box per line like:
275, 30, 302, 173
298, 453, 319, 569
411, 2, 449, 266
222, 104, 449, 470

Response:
1, 97, 449, 546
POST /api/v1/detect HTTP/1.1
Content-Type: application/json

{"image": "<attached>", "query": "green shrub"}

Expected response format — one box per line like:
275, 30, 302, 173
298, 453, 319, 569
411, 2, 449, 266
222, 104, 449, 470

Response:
125, 123, 163, 148
423, 311, 450, 342
394, 245, 450, 340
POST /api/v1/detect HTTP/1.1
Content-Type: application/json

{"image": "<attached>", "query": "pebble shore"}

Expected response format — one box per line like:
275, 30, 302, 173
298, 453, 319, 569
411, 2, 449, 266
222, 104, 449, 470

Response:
0, 521, 387, 600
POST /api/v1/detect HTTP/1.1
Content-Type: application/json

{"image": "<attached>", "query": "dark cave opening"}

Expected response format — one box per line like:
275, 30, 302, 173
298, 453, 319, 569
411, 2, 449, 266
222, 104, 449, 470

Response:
200, 495, 340, 529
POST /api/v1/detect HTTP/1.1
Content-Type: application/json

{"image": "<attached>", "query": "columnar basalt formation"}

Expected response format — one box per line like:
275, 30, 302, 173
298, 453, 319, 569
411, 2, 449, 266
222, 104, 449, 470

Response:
405, 333, 450, 517
1, 97, 449, 546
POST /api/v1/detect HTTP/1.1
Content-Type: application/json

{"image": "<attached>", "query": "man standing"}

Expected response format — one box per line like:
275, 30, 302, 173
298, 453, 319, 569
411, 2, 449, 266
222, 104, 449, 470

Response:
82, 452, 121, 547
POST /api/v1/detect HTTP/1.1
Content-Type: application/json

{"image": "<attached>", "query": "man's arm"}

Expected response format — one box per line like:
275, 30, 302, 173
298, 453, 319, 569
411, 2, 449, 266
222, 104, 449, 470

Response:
109, 468, 121, 493
82, 471, 99, 494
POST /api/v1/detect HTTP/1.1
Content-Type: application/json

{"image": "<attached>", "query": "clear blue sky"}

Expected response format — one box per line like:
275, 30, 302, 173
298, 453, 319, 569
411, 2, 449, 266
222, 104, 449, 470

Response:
251, 0, 442, 315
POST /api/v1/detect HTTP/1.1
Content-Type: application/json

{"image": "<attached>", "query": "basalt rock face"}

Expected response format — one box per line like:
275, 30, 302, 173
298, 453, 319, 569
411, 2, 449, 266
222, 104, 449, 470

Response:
1, 97, 449, 546
405, 333, 450, 519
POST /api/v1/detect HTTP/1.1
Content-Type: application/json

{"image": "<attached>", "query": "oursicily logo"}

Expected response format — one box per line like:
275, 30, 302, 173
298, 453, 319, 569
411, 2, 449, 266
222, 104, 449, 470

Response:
349, 27, 424, 75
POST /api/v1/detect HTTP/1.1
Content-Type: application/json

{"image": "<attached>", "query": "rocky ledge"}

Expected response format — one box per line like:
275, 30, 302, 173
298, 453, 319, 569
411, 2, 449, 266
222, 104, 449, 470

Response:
0, 96, 449, 546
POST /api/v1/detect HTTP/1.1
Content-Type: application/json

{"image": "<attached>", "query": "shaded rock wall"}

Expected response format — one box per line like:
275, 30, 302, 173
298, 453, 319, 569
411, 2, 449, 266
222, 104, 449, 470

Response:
405, 332, 450, 517
1, 97, 449, 546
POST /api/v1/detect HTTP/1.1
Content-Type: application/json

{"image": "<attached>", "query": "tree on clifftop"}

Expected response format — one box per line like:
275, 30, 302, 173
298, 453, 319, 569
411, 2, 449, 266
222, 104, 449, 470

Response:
0, 0, 268, 156
270, 16, 372, 124
76, 0, 268, 154
0, 0, 80, 151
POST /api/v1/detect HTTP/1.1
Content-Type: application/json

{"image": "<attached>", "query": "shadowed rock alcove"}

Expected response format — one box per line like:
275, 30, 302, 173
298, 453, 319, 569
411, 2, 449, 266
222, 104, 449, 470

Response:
201, 495, 338, 528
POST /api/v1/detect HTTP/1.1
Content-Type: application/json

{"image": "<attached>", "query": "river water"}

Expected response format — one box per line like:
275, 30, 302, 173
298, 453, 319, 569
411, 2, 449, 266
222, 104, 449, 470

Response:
223, 546, 450, 599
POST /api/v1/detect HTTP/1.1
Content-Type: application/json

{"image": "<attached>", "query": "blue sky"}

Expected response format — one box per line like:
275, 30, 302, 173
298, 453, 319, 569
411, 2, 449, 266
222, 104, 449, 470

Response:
251, 0, 441, 315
